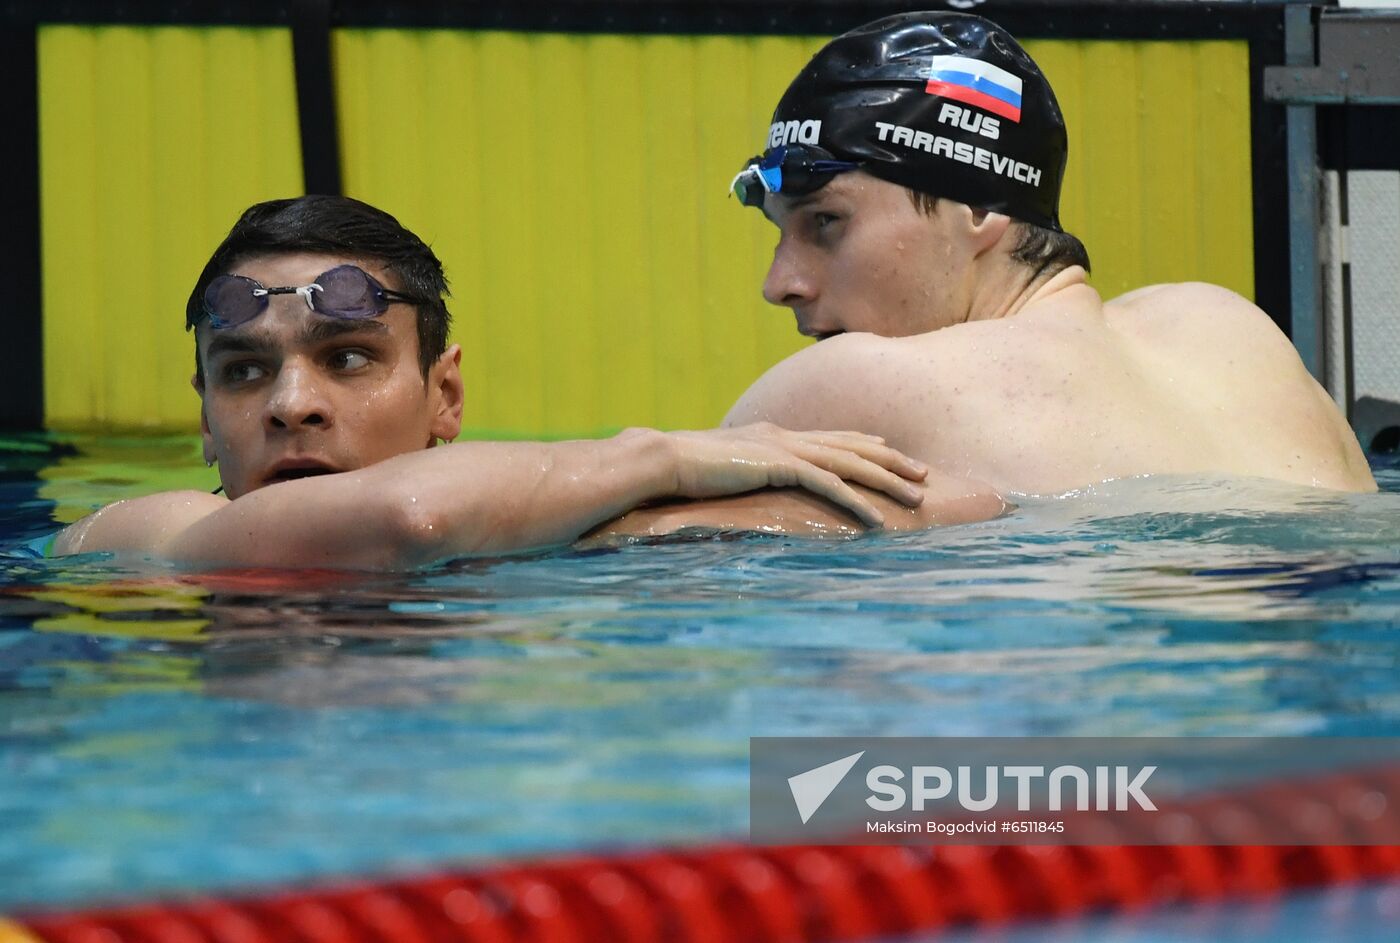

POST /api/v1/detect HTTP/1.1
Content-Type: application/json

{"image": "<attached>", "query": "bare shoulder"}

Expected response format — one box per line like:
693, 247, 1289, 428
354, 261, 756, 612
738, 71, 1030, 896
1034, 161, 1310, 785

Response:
726, 332, 938, 432
1112, 281, 1282, 330
1109, 281, 1299, 358
54, 490, 228, 557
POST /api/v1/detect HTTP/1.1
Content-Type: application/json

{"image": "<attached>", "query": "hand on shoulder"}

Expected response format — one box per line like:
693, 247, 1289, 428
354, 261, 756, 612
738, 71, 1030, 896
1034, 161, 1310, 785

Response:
584, 466, 1005, 545
657, 423, 929, 527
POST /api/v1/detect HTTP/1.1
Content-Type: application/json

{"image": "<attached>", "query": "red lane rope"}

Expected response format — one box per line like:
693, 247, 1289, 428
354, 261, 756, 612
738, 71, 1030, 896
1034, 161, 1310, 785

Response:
14, 767, 1400, 943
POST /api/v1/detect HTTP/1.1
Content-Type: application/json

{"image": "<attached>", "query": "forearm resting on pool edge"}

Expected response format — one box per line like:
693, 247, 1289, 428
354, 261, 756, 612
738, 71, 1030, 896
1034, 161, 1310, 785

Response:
587, 470, 1007, 543
54, 427, 933, 568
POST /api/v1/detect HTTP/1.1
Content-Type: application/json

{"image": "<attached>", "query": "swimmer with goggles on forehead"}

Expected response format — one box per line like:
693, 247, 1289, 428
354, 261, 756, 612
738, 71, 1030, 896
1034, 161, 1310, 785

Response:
729, 145, 862, 209
197, 263, 427, 330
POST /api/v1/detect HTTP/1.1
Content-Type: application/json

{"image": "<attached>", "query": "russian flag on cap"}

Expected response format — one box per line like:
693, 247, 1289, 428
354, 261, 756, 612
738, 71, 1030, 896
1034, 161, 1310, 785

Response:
923, 55, 1023, 123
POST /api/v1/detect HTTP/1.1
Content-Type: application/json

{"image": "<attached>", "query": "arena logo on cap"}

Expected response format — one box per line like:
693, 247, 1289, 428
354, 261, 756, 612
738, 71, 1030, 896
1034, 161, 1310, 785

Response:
768, 119, 822, 149
922, 54, 1023, 123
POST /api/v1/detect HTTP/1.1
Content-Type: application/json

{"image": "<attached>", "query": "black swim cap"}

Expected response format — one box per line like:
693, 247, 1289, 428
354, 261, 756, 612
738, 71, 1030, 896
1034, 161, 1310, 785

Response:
759, 12, 1067, 230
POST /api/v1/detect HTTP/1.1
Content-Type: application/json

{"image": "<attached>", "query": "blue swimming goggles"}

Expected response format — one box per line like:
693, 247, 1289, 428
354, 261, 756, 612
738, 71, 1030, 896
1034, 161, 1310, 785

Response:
729, 145, 862, 208
200, 264, 427, 330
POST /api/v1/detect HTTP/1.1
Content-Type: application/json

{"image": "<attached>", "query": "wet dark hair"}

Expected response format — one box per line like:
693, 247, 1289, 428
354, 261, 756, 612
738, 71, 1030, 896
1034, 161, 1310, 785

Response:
186, 195, 451, 382
907, 189, 1090, 281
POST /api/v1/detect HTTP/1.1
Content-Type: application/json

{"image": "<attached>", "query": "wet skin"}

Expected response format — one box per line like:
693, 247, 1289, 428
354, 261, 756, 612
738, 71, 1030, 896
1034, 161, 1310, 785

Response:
194, 253, 463, 500
595, 170, 1373, 540
733, 173, 1375, 494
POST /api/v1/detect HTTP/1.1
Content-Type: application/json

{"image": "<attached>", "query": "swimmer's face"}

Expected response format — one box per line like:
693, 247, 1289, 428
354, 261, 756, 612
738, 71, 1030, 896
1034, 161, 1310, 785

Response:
193, 252, 463, 500
759, 171, 984, 339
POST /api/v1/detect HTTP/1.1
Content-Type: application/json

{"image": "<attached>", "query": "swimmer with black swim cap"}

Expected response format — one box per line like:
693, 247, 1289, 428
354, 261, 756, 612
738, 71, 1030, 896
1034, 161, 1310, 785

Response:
599, 6, 1376, 543
721, 12, 1093, 346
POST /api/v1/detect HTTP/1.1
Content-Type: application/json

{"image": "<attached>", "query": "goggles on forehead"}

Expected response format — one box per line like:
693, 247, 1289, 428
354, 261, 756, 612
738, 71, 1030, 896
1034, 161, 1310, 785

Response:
199, 263, 426, 330
729, 144, 862, 208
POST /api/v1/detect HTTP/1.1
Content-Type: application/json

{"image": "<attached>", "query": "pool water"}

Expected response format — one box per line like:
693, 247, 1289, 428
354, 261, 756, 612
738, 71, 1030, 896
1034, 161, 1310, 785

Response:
3, 433, 1400, 939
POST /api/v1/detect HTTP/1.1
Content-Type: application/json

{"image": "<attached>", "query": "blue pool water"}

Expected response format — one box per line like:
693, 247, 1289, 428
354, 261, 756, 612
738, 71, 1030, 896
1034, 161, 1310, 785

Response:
3, 434, 1400, 940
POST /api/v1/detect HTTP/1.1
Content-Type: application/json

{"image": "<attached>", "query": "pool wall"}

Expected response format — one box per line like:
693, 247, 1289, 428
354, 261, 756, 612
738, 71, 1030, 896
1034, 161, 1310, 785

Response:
5, 1, 1267, 437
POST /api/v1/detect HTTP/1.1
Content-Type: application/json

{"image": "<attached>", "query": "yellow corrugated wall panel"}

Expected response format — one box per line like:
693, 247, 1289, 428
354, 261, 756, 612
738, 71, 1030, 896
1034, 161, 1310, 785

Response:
337, 32, 1253, 439
1029, 38, 1254, 301
336, 30, 822, 438
39, 25, 303, 432
1190, 40, 1257, 292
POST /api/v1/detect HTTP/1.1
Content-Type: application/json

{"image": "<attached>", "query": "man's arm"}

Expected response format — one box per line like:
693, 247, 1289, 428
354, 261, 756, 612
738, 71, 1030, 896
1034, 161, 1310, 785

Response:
582, 473, 1006, 545
54, 425, 930, 568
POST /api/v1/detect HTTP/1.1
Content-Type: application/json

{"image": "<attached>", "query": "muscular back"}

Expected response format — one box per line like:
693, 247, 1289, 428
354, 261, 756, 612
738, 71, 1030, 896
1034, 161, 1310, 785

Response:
728, 278, 1375, 495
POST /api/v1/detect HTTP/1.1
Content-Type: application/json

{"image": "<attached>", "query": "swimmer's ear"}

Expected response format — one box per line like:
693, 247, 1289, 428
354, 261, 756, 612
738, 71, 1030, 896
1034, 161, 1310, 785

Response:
428, 344, 464, 443
191, 373, 217, 464
964, 206, 1013, 258
198, 401, 216, 466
